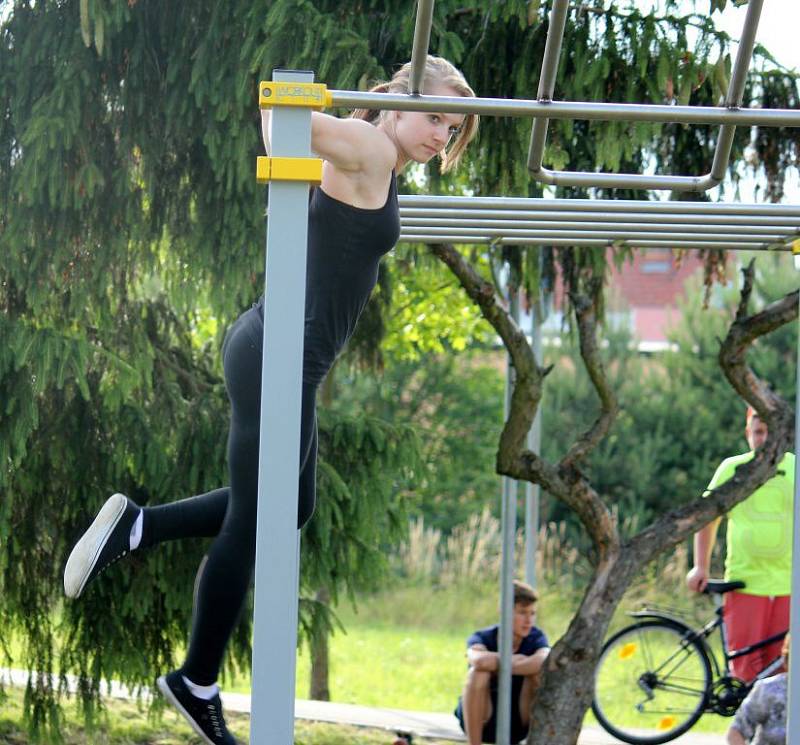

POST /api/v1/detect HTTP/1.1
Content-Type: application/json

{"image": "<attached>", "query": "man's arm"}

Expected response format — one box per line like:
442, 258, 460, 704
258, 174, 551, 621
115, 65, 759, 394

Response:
686, 517, 721, 593
511, 647, 550, 676
467, 644, 498, 672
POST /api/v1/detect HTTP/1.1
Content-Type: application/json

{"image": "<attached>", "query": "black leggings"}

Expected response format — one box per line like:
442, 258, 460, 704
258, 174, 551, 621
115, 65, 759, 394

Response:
139, 305, 318, 684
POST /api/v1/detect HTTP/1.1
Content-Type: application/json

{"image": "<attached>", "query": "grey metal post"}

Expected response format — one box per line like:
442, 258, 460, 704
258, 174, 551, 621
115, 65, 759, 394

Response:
787, 258, 800, 745
525, 300, 543, 588
409, 0, 435, 94
708, 0, 763, 185
250, 69, 314, 745
527, 0, 569, 173
498, 285, 519, 745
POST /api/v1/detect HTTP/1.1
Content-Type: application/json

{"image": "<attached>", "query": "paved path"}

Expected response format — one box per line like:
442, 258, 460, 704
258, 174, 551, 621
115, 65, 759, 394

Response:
1, 667, 725, 744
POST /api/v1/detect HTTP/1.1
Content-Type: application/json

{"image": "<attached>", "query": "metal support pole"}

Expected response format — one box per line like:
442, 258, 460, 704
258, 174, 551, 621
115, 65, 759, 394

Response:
708, 0, 764, 184
250, 69, 314, 745
527, 0, 569, 174
409, 0, 435, 94
787, 246, 800, 745
525, 300, 543, 588
498, 285, 519, 745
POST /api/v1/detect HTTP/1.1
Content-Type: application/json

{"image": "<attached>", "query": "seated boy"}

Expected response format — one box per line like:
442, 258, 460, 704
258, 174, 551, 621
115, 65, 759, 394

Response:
454, 580, 550, 745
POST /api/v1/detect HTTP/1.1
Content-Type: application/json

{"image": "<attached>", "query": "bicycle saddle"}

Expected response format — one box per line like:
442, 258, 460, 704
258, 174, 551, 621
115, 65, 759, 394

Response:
703, 579, 746, 595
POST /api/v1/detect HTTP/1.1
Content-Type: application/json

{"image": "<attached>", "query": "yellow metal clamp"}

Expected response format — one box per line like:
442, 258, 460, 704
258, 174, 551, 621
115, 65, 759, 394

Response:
256, 156, 323, 185
259, 81, 332, 110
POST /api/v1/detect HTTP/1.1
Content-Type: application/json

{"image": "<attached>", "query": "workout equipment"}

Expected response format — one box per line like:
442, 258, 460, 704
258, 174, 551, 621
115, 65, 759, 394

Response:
252, 2, 800, 743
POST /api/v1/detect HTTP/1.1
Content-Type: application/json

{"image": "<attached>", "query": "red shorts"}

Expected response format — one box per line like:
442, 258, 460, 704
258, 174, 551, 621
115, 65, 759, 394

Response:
723, 591, 789, 681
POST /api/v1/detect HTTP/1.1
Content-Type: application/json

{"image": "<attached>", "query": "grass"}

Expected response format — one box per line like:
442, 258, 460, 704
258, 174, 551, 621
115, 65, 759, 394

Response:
0, 684, 452, 744
2, 517, 734, 741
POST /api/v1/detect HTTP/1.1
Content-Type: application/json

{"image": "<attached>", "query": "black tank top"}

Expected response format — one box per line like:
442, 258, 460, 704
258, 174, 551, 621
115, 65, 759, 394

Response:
258, 172, 400, 386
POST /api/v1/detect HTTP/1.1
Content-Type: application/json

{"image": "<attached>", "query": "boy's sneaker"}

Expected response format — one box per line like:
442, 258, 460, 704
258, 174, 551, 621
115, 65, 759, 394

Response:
64, 493, 140, 599
157, 670, 237, 745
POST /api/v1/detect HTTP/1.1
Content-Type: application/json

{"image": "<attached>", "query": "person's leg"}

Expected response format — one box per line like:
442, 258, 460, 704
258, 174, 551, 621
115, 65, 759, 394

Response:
461, 668, 494, 745
762, 594, 790, 673
296, 384, 319, 529
517, 672, 541, 728
181, 312, 319, 686
138, 489, 229, 549
724, 591, 770, 681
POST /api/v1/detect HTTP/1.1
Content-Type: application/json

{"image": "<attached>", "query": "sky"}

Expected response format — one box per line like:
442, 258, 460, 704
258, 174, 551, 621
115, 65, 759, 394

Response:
713, 0, 799, 70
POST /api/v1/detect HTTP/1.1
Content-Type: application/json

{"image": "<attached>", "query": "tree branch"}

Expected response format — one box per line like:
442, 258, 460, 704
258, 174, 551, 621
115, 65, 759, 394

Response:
628, 261, 797, 563
428, 243, 542, 457
719, 261, 798, 424
430, 242, 619, 562
561, 290, 619, 468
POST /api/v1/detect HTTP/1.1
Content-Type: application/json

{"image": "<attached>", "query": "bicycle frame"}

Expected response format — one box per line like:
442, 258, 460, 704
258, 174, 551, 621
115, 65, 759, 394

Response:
630, 591, 788, 685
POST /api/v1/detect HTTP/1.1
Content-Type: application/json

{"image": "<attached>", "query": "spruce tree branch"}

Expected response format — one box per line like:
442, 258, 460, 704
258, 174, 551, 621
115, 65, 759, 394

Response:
561, 290, 619, 468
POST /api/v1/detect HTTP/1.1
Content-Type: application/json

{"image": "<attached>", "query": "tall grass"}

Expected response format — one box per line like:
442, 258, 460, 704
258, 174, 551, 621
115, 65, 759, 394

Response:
394, 509, 591, 590
376, 509, 721, 641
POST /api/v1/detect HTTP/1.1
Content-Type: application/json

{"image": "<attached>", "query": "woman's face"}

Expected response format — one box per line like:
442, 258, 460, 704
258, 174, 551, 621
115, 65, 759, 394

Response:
390, 82, 466, 165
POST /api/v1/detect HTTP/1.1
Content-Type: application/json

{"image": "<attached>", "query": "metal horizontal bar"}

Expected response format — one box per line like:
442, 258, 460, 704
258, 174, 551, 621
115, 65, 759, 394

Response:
399, 234, 774, 249
398, 196, 800, 217
399, 208, 800, 228
329, 91, 800, 127
400, 226, 782, 242
400, 217, 798, 237
528, 167, 717, 192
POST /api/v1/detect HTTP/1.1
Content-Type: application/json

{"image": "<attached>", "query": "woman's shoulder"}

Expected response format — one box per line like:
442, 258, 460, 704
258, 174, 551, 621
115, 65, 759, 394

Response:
312, 113, 396, 174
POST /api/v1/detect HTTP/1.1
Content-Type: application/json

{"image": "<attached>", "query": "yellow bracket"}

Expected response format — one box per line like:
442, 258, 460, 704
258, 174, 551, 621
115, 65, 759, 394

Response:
259, 81, 332, 110
256, 156, 323, 185
793, 238, 800, 255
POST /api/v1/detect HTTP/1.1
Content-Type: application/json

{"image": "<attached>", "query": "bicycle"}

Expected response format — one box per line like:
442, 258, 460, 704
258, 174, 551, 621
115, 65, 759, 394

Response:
591, 579, 787, 745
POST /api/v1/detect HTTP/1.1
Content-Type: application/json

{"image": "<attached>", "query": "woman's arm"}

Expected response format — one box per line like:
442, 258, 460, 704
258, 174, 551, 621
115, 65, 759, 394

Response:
260, 109, 394, 173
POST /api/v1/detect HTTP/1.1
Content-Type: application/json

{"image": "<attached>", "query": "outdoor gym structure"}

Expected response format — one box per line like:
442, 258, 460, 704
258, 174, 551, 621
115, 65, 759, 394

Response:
252, 1, 800, 743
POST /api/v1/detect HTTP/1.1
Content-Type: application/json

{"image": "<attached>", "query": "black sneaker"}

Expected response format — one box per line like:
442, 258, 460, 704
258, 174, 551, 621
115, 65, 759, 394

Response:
63, 493, 140, 599
157, 670, 237, 745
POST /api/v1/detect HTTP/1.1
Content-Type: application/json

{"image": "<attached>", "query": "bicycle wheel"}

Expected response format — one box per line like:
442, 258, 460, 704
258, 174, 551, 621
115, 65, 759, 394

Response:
592, 619, 712, 745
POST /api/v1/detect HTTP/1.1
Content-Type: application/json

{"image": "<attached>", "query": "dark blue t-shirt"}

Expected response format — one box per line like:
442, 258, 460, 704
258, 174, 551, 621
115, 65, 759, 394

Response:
467, 624, 549, 660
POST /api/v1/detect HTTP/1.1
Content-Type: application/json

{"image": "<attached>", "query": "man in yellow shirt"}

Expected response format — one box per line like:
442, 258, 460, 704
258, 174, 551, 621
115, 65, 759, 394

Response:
687, 407, 794, 681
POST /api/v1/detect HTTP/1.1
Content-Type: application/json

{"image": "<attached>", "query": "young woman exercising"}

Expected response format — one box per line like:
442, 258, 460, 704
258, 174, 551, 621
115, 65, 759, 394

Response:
64, 55, 477, 745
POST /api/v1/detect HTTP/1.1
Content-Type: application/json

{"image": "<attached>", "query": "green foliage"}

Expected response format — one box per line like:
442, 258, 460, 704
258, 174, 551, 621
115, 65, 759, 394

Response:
382, 245, 494, 361
301, 411, 420, 645
1, 0, 797, 739
539, 253, 797, 549
330, 354, 505, 535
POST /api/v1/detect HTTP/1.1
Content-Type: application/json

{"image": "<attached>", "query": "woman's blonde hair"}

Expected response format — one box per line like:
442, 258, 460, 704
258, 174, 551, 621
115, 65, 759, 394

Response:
352, 55, 478, 173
